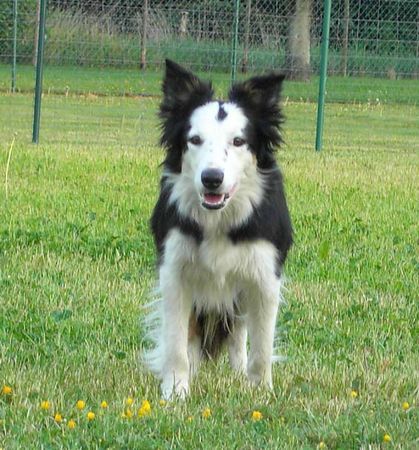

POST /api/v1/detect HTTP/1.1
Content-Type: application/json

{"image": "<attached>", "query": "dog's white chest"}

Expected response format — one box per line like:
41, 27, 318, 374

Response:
162, 229, 278, 314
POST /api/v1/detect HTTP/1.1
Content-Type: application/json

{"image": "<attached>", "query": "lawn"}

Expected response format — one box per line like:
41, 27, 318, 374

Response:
0, 90, 418, 449
1, 64, 419, 105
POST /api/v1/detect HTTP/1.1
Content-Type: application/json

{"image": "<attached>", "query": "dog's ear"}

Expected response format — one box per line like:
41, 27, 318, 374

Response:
229, 73, 285, 160
161, 59, 213, 116
160, 61, 213, 171
229, 73, 284, 111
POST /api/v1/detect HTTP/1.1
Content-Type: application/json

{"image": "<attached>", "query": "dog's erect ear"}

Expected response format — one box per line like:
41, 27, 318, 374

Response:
161, 59, 213, 114
228, 73, 285, 160
228, 72, 284, 113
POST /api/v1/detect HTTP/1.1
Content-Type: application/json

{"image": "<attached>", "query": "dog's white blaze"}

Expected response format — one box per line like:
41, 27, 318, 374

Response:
188, 101, 253, 201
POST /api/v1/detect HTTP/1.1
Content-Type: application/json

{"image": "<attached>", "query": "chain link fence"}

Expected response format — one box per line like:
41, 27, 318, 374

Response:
1, 0, 418, 145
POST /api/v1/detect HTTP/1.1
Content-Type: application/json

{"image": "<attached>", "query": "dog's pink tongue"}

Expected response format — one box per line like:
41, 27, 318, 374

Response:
204, 193, 224, 204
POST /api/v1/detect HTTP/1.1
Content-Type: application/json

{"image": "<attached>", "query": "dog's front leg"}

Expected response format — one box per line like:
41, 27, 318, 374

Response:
160, 266, 192, 400
245, 281, 281, 388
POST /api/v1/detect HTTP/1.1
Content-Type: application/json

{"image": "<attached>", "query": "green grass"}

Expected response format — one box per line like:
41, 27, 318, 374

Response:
1, 64, 419, 105
0, 92, 418, 449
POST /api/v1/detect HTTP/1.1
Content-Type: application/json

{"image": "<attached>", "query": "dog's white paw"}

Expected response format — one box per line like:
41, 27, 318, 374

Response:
161, 378, 189, 401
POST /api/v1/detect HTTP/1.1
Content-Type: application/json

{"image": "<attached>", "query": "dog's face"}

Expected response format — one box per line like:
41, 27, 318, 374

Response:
159, 60, 284, 212
186, 101, 252, 210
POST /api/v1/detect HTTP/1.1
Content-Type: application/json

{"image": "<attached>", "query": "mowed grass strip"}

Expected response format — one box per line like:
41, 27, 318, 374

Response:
0, 94, 418, 449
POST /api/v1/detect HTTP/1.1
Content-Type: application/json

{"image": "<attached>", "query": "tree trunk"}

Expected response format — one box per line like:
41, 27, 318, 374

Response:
341, 0, 350, 76
285, 0, 312, 81
140, 0, 148, 70
241, 0, 252, 73
33, 0, 41, 66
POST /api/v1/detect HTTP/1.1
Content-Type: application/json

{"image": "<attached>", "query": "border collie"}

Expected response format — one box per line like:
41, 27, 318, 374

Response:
144, 59, 293, 399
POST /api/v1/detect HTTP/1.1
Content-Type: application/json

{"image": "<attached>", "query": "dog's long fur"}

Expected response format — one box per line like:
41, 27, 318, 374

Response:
143, 60, 293, 399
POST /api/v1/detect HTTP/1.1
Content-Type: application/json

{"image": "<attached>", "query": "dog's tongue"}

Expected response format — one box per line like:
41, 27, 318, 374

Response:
204, 193, 224, 204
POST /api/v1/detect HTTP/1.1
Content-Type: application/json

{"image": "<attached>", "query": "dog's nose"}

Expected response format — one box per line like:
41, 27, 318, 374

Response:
201, 168, 224, 190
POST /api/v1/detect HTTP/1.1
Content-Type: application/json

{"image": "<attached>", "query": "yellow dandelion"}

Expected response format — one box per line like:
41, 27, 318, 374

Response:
126, 397, 134, 407
383, 433, 392, 443
186, 415, 193, 422
1, 385, 12, 395
54, 413, 63, 423
159, 399, 166, 407
141, 400, 151, 413
100, 400, 108, 409
68, 419, 76, 429
402, 401, 410, 411
76, 400, 86, 410
87, 411, 95, 421
350, 390, 358, 399
40, 400, 50, 411
251, 410, 263, 421
318, 442, 327, 449
124, 409, 133, 419
202, 407, 211, 419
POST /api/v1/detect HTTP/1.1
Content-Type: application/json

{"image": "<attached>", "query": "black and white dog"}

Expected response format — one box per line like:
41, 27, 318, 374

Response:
144, 60, 293, 399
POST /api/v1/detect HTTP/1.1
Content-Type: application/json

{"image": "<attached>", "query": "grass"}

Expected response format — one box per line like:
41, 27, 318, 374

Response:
0, 90, 418, 449
1, 64, 419, 105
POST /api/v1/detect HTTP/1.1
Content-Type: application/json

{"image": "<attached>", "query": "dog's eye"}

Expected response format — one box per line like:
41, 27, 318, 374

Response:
188, 135, 202, 146
233, 137, 246, 147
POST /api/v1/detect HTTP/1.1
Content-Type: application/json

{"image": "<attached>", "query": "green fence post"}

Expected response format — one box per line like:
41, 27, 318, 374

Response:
230, 0, 240, 85
315, 0, 331, 151
32, 0, 47, 144
11, 0, 18, 92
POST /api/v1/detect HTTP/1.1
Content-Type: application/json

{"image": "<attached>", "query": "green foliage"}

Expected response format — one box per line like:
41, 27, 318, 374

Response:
0, 0, 37, 62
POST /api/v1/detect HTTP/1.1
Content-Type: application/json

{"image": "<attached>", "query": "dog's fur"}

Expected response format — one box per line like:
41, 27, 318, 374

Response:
143, 60, 293, 399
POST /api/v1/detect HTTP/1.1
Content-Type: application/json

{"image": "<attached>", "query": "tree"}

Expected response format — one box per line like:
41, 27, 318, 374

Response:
285, 0, 312, 81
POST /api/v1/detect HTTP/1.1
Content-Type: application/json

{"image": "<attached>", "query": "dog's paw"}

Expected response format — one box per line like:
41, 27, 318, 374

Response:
161, 378, 189, 401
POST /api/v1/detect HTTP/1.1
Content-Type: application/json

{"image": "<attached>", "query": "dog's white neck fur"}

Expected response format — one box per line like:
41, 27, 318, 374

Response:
166, 101, 264, 233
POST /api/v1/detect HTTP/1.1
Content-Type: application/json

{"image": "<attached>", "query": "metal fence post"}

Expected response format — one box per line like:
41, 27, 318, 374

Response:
32, 0, 47, 144
315, 0, 331, 152
11, 0, 18, 93
230, 0, 240, 85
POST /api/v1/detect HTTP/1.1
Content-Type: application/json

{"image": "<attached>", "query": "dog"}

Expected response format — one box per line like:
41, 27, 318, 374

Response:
143, 59, 293, 399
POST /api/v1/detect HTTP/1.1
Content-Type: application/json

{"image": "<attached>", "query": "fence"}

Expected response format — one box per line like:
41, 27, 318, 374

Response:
1, 0, 418, 146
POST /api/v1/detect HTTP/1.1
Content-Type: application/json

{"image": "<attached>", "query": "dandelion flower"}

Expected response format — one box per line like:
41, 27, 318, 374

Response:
100, 401, 108, 409
350, 390, 358, 399
318, 442, 327, 449
54, 413, 63, 423
40, 401, 50, 411
87, 411, 95, 421
126, 397, 134, 407
202, 407, 211, 419
76, 400, 86, 410
251, 410, 263, 421
159, 399, 166, 407
124, 409, 133, 419
1, 385, 12, 395
68, 419, 76, 429
402, 401, 410, 411
186, 415, 193, 422
141, 400, 151, 413
383, 434, 392, 443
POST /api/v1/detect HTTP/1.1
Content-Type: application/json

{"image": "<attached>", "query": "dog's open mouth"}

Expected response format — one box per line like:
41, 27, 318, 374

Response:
201, 184, 236, 210
201, 192, 230, 210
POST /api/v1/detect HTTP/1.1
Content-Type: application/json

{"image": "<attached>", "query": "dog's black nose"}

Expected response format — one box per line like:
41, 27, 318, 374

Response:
201, 168, 224, 190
